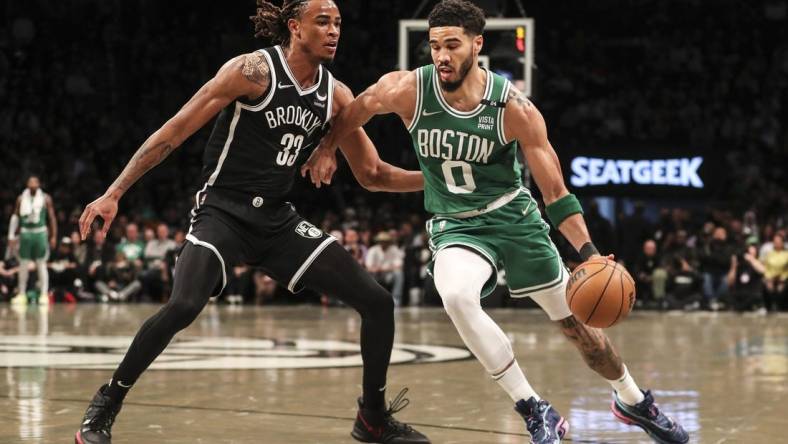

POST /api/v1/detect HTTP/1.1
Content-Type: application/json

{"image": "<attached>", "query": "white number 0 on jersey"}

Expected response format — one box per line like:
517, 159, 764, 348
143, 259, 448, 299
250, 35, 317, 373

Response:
441, 160, 477, 194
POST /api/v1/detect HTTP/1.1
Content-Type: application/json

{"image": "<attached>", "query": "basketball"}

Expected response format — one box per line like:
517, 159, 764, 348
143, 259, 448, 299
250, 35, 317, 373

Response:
566, 258, 636, 328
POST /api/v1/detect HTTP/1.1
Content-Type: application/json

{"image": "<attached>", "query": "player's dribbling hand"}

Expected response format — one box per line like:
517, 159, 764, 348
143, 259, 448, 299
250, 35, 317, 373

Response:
587, 253, 616, 262
79, 194, 119, 241
300, 145, 337, 188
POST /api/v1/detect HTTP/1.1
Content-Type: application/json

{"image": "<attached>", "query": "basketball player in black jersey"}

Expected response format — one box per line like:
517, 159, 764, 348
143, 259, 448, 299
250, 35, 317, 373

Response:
74, 1, 429, 443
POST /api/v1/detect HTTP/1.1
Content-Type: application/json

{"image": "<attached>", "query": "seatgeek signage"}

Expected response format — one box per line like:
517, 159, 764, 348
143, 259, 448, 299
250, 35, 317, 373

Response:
558, 146, 717, 197
570, 157, 704, 188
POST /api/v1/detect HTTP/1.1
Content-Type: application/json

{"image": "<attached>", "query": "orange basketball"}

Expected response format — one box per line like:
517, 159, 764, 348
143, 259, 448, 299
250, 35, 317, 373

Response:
566, 258, 635, 328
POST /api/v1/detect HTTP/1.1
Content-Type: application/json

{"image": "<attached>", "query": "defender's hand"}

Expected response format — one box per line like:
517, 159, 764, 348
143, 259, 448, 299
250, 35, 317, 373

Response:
301, 146, 337, 188
79, 194, 119, 241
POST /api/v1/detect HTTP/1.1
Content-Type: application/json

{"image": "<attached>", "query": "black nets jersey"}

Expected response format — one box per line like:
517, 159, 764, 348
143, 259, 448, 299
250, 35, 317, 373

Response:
199, 45, 334, 199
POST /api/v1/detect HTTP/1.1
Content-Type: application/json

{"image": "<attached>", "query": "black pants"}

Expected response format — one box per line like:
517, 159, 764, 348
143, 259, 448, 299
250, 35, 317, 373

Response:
107, 188, 394, 409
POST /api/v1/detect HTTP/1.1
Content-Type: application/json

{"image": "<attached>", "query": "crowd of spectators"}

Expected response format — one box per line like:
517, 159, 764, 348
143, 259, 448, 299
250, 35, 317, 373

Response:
0, 1, 785, 311
585, 205, 788, 313
1, 200, 786, 314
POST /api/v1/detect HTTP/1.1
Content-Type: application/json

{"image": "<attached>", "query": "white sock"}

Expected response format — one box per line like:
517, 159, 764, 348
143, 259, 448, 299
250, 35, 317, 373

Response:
608, 365, 645, 405
493, 360, 540, 402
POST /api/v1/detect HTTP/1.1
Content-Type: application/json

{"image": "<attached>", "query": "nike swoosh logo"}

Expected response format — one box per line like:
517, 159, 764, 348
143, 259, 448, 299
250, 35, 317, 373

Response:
422, 110, 442, 116
278, 82, 294, 89
315, 91, 327, 102
117, 380, 133, 388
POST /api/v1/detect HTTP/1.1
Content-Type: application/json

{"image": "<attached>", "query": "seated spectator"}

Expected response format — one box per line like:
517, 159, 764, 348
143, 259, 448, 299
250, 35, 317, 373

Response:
69, 230, 89, 299
71, 230, 88, 268
163, 229, 186, 290
48, 236, 79, 302
116, 223, 145, 271
762, 233, 788, 311
141, 223, 177, 301
665, 256, 702, 310
0, 256, 19, 301
632, 239, 666, 308
83, 229, 114, 301
365, 231, 405, 306
95, 252, 142, 302
344, 229, 367, 265
699, 226, 733, 310
727, 243, 766, 313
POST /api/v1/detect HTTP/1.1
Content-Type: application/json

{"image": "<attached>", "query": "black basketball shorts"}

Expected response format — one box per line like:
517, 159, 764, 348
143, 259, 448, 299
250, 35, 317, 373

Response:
185, 186, 335, 296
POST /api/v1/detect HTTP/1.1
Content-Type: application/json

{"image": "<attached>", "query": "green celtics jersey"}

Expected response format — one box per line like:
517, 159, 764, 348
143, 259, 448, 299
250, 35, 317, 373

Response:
408, 65, 523, 214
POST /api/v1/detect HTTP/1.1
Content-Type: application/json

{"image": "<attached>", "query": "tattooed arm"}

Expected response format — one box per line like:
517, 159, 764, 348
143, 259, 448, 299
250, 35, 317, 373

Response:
302, 71, 417, 187
302, 79, 423, 191
79, 52, 271, 240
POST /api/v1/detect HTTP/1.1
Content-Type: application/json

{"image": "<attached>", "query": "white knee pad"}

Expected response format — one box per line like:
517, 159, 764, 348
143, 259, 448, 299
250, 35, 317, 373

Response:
434, 248, 515, 374
434, 247, 491, 314
529, 269, 572, 321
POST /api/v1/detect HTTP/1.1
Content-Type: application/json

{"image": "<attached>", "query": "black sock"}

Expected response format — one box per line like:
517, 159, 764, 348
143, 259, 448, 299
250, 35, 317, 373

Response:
104, 378, 131, 403
363, 388, 386, 411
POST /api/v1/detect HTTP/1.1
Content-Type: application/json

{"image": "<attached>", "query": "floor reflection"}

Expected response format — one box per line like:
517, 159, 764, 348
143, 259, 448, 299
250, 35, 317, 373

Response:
0, 305, 785, 443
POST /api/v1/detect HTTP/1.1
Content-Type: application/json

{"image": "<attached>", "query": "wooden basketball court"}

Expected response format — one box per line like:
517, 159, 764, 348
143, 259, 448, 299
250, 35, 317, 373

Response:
0, 304, 784, 443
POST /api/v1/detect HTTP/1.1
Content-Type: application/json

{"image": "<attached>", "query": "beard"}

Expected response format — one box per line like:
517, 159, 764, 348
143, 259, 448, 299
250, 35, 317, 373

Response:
438, 53, 474, 92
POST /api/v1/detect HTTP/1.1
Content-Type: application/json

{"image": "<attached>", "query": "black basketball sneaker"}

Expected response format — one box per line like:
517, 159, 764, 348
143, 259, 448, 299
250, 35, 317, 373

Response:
611, 389, 689, 443
75, 385, 122, 444
515, 397, 569, 444
351, 388, 431, 443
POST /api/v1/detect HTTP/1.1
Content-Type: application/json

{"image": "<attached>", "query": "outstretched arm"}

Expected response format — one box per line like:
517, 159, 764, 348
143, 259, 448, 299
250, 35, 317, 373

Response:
302, 79, 422, 191
79, 52, 271, 240
504, 86, 599, 259
301, 71, 418, 187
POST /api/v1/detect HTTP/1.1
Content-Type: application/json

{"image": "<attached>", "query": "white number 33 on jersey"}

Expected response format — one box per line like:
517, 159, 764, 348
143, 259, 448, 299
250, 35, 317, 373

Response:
276, 133, 304, 167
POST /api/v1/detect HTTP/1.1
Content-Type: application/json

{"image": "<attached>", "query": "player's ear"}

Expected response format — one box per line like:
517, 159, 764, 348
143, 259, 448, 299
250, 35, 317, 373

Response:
288, 18, 300, 40
473, 34, 483, 56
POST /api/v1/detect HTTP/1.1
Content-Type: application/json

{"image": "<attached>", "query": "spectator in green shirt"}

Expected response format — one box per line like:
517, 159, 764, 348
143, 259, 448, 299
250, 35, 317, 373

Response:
116, 223, 144, 269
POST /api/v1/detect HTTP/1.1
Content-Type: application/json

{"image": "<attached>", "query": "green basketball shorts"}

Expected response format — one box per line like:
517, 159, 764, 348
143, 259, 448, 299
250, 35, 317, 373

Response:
427, 189, 568, 304
19, 232, 49, 260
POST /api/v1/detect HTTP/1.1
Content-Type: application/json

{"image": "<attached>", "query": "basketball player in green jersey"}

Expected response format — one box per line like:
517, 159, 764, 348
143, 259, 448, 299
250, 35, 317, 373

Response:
7, 175, 57, 305
304, 1, 689, 443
